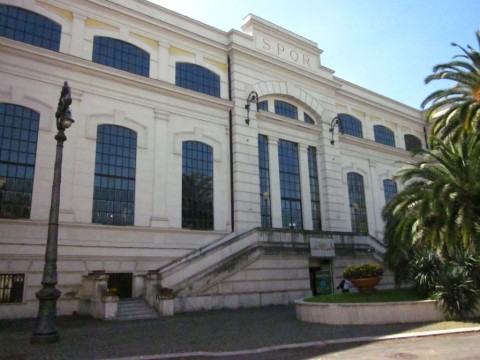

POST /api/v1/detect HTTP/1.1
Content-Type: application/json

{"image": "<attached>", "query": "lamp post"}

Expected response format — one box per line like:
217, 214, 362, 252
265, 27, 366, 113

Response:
31, 81, 75, 344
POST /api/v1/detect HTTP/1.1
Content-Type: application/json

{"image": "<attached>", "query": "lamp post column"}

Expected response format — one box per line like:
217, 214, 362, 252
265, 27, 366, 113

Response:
31, 82, 74, 344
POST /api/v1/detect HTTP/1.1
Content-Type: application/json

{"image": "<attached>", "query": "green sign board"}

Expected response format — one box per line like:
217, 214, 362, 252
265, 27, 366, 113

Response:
315, 270, 332, 295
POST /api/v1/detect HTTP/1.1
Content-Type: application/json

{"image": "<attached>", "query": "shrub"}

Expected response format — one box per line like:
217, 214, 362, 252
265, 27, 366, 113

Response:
409, 249, 443, 297
432, 265, 479, 320
343, 263, 383, 279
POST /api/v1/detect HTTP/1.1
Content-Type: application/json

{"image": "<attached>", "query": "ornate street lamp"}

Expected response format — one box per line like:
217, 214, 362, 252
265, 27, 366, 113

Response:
31, 81, 74, 344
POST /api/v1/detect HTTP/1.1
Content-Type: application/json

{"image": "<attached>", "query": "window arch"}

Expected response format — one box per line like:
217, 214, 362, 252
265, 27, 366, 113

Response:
176, 63, 220, 97
0, 5, 61, 51
338, 113, 363, 138
92, 36, 150, 77
92, 125, 137, 226
347, 172, 368, 234
0, 104, 39, 219
404, 134, 422, 152
383, 179, 398, 204
374, 125, 395, 147
182, 141, 214, 230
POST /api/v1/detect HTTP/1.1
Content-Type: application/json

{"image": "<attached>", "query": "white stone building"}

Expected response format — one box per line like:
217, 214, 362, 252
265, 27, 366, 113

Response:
0, 0, 424, 319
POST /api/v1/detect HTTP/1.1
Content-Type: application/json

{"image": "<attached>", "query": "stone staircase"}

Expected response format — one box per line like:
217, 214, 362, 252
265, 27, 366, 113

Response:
117, 298, 158, 320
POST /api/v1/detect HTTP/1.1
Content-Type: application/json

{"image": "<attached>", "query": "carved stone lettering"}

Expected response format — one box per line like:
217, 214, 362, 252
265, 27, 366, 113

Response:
258, 36, 312, 68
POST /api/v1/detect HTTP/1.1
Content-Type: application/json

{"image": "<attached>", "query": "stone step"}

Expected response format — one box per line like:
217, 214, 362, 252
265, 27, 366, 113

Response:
117, 299, 158, 320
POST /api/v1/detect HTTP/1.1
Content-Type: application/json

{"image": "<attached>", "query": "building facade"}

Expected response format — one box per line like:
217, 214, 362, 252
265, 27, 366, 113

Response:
0, 0, 424, 318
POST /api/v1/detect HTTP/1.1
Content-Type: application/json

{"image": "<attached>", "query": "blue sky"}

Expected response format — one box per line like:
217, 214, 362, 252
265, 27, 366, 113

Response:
150, 0, 479, 110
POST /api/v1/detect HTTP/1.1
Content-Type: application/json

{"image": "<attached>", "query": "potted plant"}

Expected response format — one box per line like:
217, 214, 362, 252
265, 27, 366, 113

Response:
156, 285, 174, 300
343, 263, 384, 292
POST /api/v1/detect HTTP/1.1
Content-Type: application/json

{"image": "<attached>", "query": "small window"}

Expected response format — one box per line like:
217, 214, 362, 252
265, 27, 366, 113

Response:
383, 179, 398, 204
374, 125, 395, 147
258, 134, 271, 228
258, 100, 268, 111
176, 63, 220, 97
304, 113, 314, 124
338, 113, 363, 138
0, 273, 24, 303
0, 5, 61, 51
308, 146, 321, 230
92, 37, 150, 77
274, 100, 298, 120
404, 134, 422, 152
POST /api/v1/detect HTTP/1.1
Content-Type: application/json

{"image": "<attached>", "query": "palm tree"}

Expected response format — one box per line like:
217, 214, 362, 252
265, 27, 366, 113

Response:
382, 132, 480, 258
421, 31, 480, 144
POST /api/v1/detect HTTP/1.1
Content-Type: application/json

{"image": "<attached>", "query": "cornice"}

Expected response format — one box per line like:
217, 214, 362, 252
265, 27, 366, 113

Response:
339, 133, 420, 161
0, 39, 234, 112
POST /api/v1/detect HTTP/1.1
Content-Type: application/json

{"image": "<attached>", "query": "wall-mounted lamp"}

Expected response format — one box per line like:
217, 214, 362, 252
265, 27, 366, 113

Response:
245, 91, 259, 125
329, 116, 340, 145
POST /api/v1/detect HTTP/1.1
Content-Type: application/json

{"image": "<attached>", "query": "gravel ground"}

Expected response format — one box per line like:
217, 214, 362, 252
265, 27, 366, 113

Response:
1, 305, 479, 360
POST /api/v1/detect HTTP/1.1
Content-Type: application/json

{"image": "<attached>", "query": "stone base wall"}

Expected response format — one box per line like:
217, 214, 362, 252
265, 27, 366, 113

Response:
295, 299, 480, 325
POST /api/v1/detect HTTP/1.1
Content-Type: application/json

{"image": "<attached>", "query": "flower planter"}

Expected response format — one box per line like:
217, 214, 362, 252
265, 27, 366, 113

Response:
349, 277, 381, 292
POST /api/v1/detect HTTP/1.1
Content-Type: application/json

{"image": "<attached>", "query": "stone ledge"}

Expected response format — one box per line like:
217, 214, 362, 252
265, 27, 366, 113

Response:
295, 299, 480, 325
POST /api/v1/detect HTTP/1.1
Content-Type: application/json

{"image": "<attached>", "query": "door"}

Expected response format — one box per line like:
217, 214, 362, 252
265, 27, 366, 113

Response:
107, 273, 133, 299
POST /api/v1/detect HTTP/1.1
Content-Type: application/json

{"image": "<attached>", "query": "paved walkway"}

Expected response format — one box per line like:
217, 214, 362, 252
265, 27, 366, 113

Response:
1, 306, 479, 360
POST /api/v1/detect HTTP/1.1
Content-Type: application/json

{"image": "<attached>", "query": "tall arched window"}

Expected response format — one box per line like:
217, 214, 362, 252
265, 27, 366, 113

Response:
182, 141, 214, 230
176, 63, 220, 97
279, 139, 302, 229
92, 125, 137, 226
347, 172, 368, 234
0, 5, 61, 51
383, 179, 398, 204
92, 36, 150, 77
404, 134, 422, 152
374, 125, 395, 147
0, 104, 39, 219
338, 113, 363, 138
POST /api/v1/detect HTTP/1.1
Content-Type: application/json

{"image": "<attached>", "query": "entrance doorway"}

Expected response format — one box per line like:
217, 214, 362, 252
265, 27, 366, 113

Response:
107, 273, 133, 299
309, 259, 333, 296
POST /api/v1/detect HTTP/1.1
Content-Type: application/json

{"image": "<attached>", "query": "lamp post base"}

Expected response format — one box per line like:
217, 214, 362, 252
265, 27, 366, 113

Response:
31, 331, 60, 344
31, 287, 61, 344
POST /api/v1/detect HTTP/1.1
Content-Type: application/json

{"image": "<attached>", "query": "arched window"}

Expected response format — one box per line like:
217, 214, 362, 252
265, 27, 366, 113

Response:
404, 134, 422, 152
258, 134, 271, 228
0, 104, 39, 218
383, 179, 397, 204
0, 5, 61, 51
176, 63, 220, 97
347, 172, 368, 234
92, 125, 137, 226
338, 113, 363, 138
274, 100, 298, 120
374, 125, 395, 147
258, 100, 268, 111
92, 37, 150, 77
304, 113, 314, 124
182, 141, 213, 230
279, 139, 302, 229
